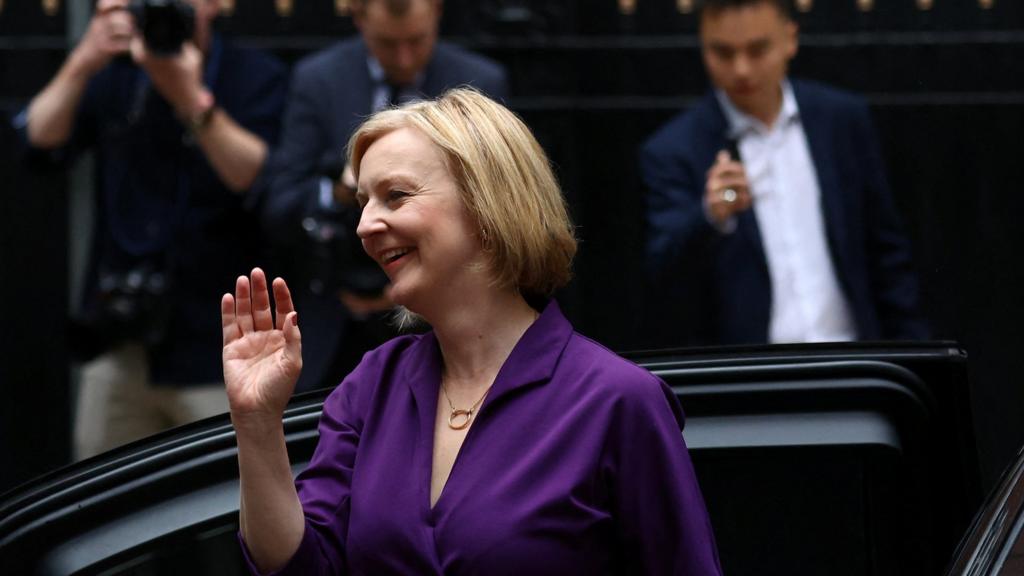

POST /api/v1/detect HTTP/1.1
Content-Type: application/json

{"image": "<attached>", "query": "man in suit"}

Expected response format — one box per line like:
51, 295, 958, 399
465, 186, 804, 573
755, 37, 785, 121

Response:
263, 0, 508, 392
640, 0, 926, 346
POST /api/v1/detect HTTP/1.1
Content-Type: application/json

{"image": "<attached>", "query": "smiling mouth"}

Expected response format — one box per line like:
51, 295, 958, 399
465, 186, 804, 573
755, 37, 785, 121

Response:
381, 247, 412, 265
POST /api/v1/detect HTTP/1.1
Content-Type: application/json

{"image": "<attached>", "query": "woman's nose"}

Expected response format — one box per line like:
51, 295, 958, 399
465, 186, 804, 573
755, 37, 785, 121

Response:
356, 202, 385, 240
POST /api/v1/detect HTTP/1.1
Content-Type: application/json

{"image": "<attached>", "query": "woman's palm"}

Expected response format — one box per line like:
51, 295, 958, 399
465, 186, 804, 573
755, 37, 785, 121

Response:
221, 270, 302, 418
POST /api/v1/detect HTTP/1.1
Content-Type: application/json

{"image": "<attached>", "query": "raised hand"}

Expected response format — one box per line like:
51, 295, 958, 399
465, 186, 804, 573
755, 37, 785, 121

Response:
222, 268, 302, 422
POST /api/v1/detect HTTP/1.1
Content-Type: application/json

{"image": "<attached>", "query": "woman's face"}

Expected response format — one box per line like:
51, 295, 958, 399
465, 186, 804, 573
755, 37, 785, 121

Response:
355, 127, 486, 313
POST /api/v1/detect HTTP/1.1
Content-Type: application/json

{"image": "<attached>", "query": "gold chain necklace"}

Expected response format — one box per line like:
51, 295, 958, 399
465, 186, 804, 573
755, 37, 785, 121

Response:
440, 308, 539, 430
440, 377, 492, 430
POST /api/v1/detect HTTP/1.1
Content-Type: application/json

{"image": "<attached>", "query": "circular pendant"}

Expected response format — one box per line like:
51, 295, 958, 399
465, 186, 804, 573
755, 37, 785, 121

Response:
448, 409, 473, 430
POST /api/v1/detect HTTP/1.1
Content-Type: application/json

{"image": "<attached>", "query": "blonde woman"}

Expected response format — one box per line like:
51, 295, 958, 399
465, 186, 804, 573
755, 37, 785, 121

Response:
222, 88, 722, 575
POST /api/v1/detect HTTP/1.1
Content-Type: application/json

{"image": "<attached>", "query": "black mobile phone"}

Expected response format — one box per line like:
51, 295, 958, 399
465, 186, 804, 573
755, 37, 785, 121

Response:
725, 137, 742, 163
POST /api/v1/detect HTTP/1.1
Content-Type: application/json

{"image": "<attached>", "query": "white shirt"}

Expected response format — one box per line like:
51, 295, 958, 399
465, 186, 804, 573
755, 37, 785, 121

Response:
366, 57, 425, 111
715, 82, 856, 343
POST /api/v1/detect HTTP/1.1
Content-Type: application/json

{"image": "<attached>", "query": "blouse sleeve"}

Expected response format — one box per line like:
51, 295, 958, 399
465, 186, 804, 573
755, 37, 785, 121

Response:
240, 352, 380, 575
606, 373, 723, 575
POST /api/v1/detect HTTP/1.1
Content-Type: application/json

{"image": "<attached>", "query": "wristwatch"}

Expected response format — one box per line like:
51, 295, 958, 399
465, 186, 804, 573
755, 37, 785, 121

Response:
184, 90, 217, 136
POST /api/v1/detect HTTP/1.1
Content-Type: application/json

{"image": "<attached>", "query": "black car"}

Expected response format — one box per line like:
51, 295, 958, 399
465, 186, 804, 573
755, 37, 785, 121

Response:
0, 342, 1003, 575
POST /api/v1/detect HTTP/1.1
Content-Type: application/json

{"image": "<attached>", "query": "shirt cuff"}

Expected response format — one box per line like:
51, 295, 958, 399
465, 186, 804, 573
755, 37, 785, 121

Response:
238, 522, 325, 576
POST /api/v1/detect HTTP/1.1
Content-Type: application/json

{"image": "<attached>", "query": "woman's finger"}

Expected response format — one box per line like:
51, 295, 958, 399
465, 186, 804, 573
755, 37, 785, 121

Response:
221, 293, 240, 346
272, 277, 296, 331
234, 275, 255, 334
250, 268, 274, 331
282, 311, 303, 372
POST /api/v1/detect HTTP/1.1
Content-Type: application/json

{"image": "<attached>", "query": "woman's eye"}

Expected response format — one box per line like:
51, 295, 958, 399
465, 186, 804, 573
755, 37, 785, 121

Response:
387, 190, 409, 203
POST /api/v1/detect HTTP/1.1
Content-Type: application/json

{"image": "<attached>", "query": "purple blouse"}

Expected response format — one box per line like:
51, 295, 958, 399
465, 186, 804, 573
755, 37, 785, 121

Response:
242, 301, 721, 575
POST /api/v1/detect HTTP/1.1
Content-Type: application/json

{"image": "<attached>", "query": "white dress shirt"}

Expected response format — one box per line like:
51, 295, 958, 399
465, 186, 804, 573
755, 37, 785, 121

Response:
367, 57, 425, 111
715, 81, 856, 343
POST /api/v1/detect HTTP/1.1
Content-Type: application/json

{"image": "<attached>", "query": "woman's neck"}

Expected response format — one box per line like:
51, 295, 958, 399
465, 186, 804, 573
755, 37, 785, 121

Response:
430, 289, 539, 392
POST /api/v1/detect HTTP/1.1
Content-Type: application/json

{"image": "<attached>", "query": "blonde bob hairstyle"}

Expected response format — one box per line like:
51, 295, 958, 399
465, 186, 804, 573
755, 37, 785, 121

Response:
348, 87, 577, 300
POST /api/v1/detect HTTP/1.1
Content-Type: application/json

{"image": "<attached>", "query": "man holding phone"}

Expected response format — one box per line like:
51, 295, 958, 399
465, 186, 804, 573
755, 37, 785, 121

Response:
641, 0, 927, 345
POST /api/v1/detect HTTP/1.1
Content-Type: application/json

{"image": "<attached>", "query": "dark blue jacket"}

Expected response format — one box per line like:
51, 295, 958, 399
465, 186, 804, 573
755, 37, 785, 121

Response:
641, 79, 927, 345
263, 37, 508, 392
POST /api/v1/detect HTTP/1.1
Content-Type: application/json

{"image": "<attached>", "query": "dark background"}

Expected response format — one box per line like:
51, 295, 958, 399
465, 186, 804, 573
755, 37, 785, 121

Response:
1, 0, 1022, 495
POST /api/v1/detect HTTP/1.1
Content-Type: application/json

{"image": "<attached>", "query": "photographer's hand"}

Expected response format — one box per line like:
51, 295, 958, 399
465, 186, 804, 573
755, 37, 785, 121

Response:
340, 287, 394, 318
130, 38, 211, 123
26, 0, 133, 148
73, 0, 134, 76
131, 37, 269, 193
333, 163, 358, 205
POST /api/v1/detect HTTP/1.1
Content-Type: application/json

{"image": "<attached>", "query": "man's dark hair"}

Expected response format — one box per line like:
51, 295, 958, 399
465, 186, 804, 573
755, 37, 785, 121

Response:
352, 0, 435, 18
698, 0, 793, 20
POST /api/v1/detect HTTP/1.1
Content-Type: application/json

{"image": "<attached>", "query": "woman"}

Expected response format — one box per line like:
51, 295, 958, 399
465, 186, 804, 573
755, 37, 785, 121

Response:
222, 88, 722, 574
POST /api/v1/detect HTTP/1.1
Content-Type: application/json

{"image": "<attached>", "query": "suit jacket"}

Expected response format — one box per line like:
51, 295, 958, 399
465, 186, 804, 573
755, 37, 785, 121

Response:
640, 79, 927, 346
263, 37, 508, 391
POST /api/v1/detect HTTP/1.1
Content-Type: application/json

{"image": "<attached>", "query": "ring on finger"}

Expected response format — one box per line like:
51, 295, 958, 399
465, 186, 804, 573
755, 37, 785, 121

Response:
721, 188, 738, 204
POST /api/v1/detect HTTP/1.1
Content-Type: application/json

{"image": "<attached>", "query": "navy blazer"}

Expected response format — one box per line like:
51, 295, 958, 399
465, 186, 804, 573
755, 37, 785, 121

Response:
640, 79, 927, 345
263, 37, 508, 391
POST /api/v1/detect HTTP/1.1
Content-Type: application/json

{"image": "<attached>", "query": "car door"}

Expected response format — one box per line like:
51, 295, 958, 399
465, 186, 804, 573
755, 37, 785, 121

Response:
0, 342, 982, 575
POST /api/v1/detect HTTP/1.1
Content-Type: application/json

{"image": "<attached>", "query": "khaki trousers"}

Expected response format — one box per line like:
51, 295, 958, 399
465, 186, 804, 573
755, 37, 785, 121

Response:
74, 342, 229, 460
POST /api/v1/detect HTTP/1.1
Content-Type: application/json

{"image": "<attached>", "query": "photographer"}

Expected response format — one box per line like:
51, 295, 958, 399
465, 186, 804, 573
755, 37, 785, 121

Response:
15, 0, 287, 459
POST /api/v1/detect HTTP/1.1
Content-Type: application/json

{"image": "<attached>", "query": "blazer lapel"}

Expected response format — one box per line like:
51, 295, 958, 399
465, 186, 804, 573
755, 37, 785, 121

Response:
795, 82, 850, 270
339, 39, 375, 121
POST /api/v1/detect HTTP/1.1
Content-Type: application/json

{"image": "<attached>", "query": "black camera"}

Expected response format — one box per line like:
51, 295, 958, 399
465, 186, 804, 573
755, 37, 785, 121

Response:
129, 0, 195, 56
300, 154, 389, 299
69, 260, 174, 361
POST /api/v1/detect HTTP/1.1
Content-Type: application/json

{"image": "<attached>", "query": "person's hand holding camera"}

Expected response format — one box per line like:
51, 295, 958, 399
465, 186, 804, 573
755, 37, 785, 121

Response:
130, 37, 214, 127
69, 0, 134, 78
339, 287, 394, 318
332, 162, 359, 205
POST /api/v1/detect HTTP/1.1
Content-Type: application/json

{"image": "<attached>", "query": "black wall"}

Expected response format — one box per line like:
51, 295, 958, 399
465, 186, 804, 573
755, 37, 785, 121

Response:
0, 0, 71, 493
1, 0, 1022, 492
